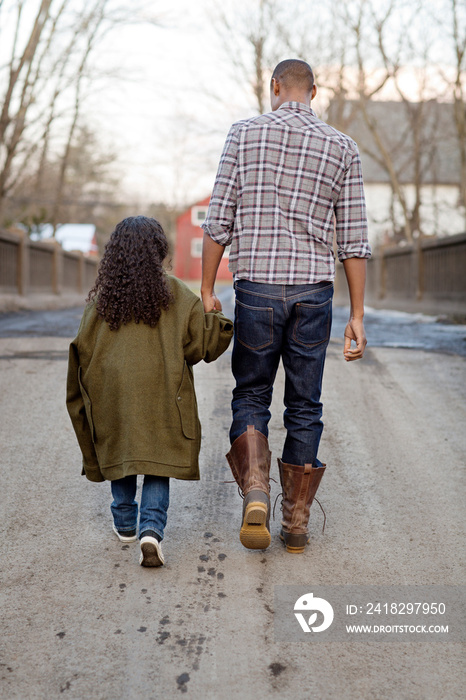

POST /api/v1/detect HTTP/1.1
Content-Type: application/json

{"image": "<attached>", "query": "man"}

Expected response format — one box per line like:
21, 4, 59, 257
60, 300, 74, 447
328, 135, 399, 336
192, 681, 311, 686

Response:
201, 59, 371, 553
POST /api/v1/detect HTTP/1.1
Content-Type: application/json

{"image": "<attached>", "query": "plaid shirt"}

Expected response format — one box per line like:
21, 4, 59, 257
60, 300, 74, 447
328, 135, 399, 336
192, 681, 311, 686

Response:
202, 101, 371, 284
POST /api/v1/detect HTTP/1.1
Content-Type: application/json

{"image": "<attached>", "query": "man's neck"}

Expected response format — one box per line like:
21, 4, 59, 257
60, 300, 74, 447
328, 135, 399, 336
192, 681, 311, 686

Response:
278, 93, 310, 108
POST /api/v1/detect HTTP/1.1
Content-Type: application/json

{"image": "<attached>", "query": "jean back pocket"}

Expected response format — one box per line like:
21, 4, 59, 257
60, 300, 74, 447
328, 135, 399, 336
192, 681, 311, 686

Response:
292, 298, 332, 348
235, 299, 274, 350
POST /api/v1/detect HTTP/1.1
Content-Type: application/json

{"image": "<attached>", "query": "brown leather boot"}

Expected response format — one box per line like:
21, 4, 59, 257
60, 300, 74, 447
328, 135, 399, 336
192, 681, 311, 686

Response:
278, 458, 326, 553
226, 425, 271, 549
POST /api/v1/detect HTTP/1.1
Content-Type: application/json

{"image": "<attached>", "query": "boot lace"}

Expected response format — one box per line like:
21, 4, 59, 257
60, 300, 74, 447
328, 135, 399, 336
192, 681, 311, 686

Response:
223, 477, 277, 500
273, 492, 326, 534
223, 479, 244, 499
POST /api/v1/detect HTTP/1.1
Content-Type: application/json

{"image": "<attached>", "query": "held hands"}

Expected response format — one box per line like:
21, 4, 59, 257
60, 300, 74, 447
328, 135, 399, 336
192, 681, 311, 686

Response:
343, 318, 367, 361
201, 291, 223, 313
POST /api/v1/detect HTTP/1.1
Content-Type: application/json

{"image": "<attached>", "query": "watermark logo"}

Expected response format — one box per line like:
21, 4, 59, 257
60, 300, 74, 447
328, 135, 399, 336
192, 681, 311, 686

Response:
294, 592, 334, 633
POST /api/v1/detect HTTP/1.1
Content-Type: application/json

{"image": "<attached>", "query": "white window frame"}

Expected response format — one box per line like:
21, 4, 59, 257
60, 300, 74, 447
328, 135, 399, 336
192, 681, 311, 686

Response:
190, 238, 203, 258
190, 238, 230, 259
191, 206, 208, 227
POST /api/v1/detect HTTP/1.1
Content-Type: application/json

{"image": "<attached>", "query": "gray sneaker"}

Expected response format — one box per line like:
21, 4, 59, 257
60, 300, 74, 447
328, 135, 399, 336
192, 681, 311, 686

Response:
112, 524, 138, 543
139, 534, 164, 567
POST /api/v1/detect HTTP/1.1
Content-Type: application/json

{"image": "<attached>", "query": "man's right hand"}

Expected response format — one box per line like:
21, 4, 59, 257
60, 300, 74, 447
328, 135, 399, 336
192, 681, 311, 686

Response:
201, 291, 222, 313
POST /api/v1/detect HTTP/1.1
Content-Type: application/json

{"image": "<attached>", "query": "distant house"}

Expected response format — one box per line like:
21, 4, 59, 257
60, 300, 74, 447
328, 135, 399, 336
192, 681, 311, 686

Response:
30, 223, 98, 256
174, 196, 232, 281
327, 99, 465, 243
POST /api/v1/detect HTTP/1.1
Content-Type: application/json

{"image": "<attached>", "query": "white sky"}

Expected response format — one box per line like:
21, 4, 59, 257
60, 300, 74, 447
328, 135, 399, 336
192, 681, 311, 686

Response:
1, 0, 464, 211
85, 0, 261, 207
80, 0, 466, 208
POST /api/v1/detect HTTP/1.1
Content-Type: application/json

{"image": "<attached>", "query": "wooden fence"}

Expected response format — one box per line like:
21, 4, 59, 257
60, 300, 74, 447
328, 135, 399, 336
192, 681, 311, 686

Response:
334, 231, 466, 311
1, 228, 465, 312
0, 229, 98, 297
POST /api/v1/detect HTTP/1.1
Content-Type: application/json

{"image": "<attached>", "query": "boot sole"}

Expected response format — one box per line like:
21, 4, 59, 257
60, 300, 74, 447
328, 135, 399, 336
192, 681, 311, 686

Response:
279, 531, 309, 554
240, 501, 271, 549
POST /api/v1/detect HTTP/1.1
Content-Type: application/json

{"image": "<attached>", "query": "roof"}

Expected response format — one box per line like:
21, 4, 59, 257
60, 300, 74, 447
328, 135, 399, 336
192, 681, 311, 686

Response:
177, 196, 211, 223
327, 99, 461, 186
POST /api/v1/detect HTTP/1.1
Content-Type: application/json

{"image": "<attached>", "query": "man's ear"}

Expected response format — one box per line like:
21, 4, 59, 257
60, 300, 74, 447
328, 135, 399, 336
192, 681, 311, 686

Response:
311, 84, 317, 100
272, 78, 280, 96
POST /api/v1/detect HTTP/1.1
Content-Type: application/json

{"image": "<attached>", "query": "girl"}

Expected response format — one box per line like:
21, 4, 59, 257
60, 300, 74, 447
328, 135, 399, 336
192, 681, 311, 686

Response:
66, 216, 233, 567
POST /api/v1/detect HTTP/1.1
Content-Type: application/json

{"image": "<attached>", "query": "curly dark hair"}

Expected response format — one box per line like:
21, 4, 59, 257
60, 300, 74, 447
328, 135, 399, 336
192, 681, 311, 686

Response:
87, 216, 174, 330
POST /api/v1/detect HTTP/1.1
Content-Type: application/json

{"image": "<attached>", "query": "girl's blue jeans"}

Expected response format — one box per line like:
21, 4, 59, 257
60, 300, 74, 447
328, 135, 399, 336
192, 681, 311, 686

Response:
110, 475, 169, 541
230, 279, 333, 467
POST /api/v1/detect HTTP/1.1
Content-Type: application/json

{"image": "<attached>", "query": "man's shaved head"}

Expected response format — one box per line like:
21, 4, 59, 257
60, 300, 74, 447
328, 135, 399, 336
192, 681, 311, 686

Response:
271, 59, 314, 94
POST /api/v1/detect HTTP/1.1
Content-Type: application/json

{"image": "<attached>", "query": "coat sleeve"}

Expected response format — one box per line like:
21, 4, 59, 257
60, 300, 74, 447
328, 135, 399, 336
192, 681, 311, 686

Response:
66, 341, 104, 482
183, 298, 233, 365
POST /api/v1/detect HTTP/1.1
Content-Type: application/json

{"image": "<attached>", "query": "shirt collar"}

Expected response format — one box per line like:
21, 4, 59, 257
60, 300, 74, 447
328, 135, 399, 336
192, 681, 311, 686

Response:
277, 101, 316, 117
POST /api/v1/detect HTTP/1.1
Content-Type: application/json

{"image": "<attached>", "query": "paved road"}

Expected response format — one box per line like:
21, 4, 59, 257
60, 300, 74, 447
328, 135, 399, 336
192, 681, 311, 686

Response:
1, 295, 466, 356
1, 301, 465, 699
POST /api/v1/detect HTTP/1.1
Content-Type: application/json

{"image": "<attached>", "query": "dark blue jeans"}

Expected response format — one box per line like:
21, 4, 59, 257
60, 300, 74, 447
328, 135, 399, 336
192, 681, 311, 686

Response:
230, 279, 333, 466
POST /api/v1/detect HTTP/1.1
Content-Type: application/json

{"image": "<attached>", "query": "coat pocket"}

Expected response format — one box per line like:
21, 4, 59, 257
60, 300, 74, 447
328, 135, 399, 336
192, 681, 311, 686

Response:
176, 363, 198, 440
78, 367, 96, 442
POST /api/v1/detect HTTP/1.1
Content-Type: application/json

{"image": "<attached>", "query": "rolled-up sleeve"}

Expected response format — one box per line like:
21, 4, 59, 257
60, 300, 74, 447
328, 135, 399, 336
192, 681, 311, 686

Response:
202, 126, 239, 246
335, 145, 372, 262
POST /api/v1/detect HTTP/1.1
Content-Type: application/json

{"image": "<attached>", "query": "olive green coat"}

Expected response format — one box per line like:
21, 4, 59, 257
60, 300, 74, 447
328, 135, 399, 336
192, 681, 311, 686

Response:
66, 276, 233, 483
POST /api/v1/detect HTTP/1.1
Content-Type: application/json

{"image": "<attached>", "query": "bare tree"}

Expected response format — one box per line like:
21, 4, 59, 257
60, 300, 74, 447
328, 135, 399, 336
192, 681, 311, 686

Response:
206, 0, 465, 243
0, 0, 161, 229
352, 0, 419, 242
316, 0, 464, 242
6, 124, 119, 231
49, 0, 111, 233
449, 0, 466, 208
0, 0, 55, 211
208, 0, 287, 114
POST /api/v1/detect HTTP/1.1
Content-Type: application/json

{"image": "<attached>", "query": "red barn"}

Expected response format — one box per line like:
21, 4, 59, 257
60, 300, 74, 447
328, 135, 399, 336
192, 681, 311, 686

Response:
174, 196, 232, 281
